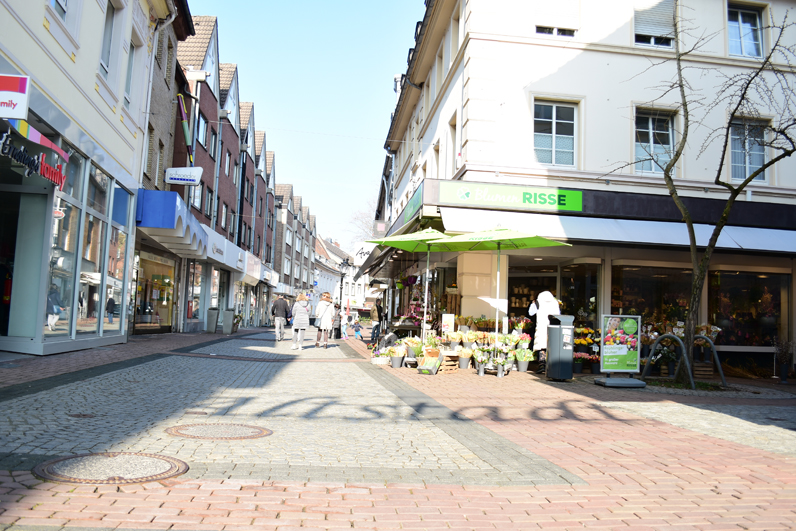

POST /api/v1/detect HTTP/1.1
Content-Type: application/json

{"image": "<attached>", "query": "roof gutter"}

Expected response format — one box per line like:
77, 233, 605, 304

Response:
383, 0, 436, 151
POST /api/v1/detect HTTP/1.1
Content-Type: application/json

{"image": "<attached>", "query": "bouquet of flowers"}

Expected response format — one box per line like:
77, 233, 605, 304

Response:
465, 330, 479, 343
459, 347, 474, 358
424, 334, 441, 349
474, 350, 488, 364
505, 334, 520, 347
402, 336, 423, 357
446, 330, 463, 343
573, 351, 591, 362
515, 349, 535, 361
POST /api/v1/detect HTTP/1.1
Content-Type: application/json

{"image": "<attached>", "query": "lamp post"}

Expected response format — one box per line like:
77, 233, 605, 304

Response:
337, 258, 352, 306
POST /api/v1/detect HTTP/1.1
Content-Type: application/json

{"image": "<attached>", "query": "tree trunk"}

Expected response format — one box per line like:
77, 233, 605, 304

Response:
676, 262, 708, 384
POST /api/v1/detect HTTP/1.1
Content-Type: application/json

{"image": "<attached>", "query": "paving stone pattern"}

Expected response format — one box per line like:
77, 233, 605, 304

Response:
0, 335, 576, 487
190, 338, 350, 360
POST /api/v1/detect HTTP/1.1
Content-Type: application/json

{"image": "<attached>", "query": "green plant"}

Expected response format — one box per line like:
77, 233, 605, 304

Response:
233, 314, 243, 326
515, 349, 534, 361
424, 334, 441, 349
458, 348, 474, 358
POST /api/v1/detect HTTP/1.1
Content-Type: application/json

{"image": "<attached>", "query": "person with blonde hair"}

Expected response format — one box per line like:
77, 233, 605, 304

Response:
314, 292, 334, 348
290, 293, 311, 350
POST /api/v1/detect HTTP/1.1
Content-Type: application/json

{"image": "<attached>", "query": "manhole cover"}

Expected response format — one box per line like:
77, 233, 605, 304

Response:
67, 413, 95, 418
165, 423, 272, 440
32, 452, 188, 485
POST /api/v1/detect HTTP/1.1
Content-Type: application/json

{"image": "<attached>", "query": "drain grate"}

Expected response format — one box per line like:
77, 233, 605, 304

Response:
32, 452, 189, 485
165, 423, 272, 440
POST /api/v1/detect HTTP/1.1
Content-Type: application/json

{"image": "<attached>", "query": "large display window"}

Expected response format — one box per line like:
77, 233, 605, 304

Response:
76, 212, 107, 335
43, 197, 81, 338
611, 265, 692, 321
561, 263, 600, 326
187, 260, 204, 320
134, 252, 175, 331
708, 271, 790, 346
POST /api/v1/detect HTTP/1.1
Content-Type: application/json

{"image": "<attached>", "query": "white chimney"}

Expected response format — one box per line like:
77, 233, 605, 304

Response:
394, 74, 402, 103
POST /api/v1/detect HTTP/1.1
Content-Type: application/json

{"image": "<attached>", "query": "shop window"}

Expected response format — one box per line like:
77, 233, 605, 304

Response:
611, 265, 692, 322
729, 6, 762, 58
533, 101, 575, 166
111, 183, 131, 226
60, 147, 85, 203
133, 252, 174, 330
731, 122, 766, 181
635, 112, 674, 173
187, 260, 204, 320
103, 226, 125, 335
33, 196, 76, 340
87, 165, 110, 215
709, 271, 789, 346
560, 263, 601, 327
76, 213, 107, 335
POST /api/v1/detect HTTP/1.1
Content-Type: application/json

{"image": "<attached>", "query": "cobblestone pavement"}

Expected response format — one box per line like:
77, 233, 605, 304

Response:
0, 327, 794, 530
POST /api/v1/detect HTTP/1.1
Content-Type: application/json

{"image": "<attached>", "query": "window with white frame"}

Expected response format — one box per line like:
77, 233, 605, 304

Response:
294, 264, 300, 278
192, 183, 202, 210
731, 122, 766, 181
46, 0, 84, 58
284, 258, 291, 276
635, 112, 673, 173
209, 129, 217, 159
533, 102, 575, 166
53, 0, 68, 19
634, 0, 674, 48
123, 41, 136, 110
536, 26, 576, 37
205, 188, 213, 217
728, 6, 762, 58
225, 151, 231, 175
233, 162, 239, 185
221, 204, 228, 229
296, 240, 301, 254
197, 114, 208, 148
99, 0, 116, 79
285, 230, 292, 246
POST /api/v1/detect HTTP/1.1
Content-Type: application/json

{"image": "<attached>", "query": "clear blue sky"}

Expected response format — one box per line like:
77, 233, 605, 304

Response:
186, 0, 426, 252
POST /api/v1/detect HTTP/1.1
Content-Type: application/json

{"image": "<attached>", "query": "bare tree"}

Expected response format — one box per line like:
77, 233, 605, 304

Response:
346, 195, 379, 246
617, 3, 796, 384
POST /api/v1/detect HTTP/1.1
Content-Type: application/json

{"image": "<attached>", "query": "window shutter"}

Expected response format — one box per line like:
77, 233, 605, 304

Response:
635, 0, 675, 37
536, 0, 580, 29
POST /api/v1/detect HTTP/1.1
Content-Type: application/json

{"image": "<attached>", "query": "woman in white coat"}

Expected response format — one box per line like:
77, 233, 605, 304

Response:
314, 292, 334, 349
528, 291, 560, 373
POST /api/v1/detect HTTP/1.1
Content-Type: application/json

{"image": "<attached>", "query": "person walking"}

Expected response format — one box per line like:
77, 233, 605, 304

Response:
271, 294, 290, 341
332, 304, 341, 339
528, 290, 560, 374
353, 318, 363, 340
341, 314, 351, 340
314, 292, 334, 348
106, 296, 116, 325
370, 299, 383, 342
290, 294, 311, 350
46, 284, 65, 331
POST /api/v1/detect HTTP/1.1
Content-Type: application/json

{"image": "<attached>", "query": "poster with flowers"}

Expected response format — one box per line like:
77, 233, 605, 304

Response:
600, 315, 641, 373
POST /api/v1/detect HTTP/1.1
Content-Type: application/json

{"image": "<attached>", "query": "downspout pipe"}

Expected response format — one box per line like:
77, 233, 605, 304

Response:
211, 110, 226, 230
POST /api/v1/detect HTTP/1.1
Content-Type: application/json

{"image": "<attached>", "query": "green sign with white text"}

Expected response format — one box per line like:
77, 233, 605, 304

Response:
439, 181, 583, 212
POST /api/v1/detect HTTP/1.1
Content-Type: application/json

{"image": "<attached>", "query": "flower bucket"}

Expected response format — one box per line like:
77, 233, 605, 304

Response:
517, 360, 529, 373
458, 357, 470, 369
590, 362, 601, 374
496, 365, 505, 378
573, 361, 583, 374
391, 356, 404, 369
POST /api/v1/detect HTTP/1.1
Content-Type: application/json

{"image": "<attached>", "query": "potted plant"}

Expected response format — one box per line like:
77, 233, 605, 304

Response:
473, 350, 488, 376
424, 334, 441, 358
573, 351, 589, 373
587, 353, 601, 374
463, 329, 478, 349
516, 333, 532, 350
458, 347, 473, 369
387, 345, 405, 368
774, 337, 793, 383
232, 313, 243, 333
493, 356, 509, 378
370, 348, 390, 365
515, 349, 534, 372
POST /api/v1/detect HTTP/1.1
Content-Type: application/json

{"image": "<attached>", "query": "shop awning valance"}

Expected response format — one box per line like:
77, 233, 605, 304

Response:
440, 207, 796, 253
136, 190, 207, 258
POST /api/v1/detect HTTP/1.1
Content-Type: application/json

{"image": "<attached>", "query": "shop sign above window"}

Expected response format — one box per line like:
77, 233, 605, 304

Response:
165, 166, 203, 185
0, 132, 66, 188
438, 181, 583, 212
0, 75, 31, 120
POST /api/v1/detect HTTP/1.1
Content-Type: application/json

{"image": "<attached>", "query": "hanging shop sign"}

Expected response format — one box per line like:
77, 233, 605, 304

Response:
599, 315, 641, 373
439, 181, 583, 212
164, 166, 203, 185
0, 75, 31, 120
0, 132, 66, 189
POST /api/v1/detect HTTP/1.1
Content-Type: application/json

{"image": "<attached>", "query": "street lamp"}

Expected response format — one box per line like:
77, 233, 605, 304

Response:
337, 258, 352, 306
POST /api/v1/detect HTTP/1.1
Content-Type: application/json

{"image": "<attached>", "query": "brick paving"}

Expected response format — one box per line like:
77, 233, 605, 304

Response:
0, 325, 794, 530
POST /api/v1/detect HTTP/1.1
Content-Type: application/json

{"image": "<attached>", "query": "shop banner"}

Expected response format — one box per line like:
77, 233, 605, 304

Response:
0, 75, 31, 120
439, 181, 583, 212
600, 315, 641, 373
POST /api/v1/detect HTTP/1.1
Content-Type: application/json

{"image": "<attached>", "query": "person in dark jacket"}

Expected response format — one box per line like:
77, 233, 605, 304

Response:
106, 296, 116, 325
332, 304, 341, 339
46, 284, 65, 331
271, 295, 290, 341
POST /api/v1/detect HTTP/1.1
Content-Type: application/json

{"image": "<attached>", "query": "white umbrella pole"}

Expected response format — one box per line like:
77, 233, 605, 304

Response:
494, 243, 501, 360
422, 246, 429, 344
